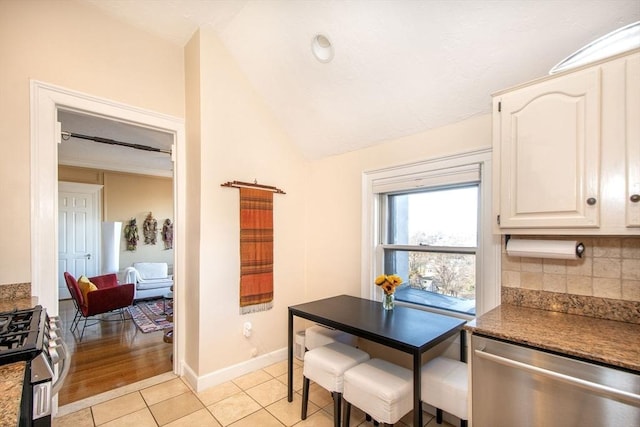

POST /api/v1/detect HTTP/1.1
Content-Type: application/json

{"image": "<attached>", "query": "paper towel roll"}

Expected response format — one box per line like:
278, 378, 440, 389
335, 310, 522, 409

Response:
506, 239, 584, 260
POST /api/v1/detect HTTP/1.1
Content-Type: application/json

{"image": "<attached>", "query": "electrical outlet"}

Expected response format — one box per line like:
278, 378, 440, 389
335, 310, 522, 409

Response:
243, 321, 252, 337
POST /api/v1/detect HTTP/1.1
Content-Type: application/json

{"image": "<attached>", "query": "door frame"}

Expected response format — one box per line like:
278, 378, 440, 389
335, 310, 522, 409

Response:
30, 80, 186, 377
58, 182, 103, 299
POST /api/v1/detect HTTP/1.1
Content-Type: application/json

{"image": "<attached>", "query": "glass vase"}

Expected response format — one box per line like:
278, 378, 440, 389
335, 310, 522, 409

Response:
383, 293, 395, 310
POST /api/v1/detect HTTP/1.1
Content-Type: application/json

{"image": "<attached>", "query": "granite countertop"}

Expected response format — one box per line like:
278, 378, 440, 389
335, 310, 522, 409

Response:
465, 304, 640, 372
0, 297, 38, 313
0, 362, 25, 426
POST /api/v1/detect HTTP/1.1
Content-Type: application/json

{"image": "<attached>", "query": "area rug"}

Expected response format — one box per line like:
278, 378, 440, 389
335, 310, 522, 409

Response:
128, 298, 173, 333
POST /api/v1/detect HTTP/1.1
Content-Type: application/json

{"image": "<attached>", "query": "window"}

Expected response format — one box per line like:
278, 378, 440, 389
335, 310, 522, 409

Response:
362, 148, 500, 318
383, 186, 479, 314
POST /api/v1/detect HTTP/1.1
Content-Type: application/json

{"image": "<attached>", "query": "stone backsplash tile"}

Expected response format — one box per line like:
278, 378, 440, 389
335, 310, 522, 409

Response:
593, 257, 621, 278
501, 236, 640, 321
0, 283, 31, 300
502, 236, 639, 298
622, 258, 640, 280
567, 275, 592, 296
542, 274, 566, 293
623, 279, 640, 301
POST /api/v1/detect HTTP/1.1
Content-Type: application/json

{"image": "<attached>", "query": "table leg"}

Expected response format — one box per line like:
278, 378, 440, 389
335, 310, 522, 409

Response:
287, 310, 294, 402
460, 329, 467, 362
413, 351, 422, 427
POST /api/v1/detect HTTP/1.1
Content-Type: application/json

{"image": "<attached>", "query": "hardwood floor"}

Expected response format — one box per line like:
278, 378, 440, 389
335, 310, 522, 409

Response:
57, 299, 173, 406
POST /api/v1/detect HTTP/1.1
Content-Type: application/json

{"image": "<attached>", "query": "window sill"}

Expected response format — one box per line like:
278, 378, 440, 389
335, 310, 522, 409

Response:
394, 287, 476, 320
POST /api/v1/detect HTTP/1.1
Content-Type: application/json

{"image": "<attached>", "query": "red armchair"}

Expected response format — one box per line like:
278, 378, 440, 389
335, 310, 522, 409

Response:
64, 272, 135, 340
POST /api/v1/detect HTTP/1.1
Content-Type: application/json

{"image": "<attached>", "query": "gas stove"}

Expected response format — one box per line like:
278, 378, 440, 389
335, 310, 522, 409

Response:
0, 306, 46, 365
0, 305, 69, 427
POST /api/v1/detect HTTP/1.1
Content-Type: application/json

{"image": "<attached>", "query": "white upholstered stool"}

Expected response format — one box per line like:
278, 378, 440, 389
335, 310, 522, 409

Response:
421, 356, 469, 427
342, 358, 413, 427
305, 325, 357, 350
302, 341, 370, 427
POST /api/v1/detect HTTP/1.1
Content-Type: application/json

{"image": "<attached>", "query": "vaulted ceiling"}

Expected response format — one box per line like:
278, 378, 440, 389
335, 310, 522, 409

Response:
60, 0, 639, 172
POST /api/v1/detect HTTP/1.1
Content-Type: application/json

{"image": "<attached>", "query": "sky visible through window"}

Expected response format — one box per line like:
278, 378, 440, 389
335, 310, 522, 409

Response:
407, 186, 478, 246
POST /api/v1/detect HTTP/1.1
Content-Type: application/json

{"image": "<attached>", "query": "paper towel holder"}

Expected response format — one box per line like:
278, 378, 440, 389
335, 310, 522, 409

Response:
576, 242, 585, 258
505, 235, 585, 259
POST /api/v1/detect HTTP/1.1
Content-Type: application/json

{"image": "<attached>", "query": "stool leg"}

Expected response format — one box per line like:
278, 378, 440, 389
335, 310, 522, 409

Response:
342, 399, 351, 427
343, 400, 351, 427
332, 392, 341, 427
301, 377, 310, 420
461, 420, 468, 427
436, 408, 443, 424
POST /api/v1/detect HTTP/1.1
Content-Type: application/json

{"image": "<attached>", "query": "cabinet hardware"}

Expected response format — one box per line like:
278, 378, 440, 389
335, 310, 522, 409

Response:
586, 197, 597, 206
631, 194, 640, 203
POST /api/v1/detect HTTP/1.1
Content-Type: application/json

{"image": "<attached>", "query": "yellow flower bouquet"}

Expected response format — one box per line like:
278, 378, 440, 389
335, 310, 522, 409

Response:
375, 274, 403, 310
375, 274, 403, 294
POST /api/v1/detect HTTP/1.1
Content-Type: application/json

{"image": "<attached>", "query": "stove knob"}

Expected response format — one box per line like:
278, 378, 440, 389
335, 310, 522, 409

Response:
49, 337, 66, 361
48, 347, 60, 365
49, 316, 61, 330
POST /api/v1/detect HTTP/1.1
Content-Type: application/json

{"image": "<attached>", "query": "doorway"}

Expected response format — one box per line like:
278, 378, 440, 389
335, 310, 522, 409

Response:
30, 80, 186, 404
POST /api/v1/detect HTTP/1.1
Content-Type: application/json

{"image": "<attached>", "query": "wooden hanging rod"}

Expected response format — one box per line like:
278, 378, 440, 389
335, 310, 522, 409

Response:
61, 131, 172, 155
221, 180, 286, 194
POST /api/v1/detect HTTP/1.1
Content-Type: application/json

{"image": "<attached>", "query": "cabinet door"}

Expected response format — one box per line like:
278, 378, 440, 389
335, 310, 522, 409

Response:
496, 68, 601, 229
626, 55, 640, 227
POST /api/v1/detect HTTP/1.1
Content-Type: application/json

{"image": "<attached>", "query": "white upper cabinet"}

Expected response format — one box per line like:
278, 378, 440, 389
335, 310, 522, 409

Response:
626, 54, 640, 227
493, 50, 640, 235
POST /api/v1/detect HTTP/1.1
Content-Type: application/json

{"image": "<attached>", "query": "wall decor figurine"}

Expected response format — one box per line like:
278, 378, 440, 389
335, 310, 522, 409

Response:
143, 212, 158, 244
162, 219, 173, 250
124, 218, 139, 251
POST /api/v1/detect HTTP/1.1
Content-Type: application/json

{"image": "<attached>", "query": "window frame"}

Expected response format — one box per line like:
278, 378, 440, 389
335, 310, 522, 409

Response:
361, 148, 500, 319
382, 184, 479, 315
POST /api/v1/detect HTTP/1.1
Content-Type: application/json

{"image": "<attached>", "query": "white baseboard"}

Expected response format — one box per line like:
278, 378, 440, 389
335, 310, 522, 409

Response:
182, 347, 288, 393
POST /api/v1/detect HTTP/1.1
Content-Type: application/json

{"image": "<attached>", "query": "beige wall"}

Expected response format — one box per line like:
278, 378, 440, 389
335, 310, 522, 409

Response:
184, 32, 203, 373
58, 166, 104, 186
0, 0, 183, 285
185, 29, 308, 377
104, 173, 174, 268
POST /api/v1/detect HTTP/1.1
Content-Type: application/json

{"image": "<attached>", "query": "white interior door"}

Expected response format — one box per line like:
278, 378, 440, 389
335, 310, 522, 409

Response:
58, 182, 102, 299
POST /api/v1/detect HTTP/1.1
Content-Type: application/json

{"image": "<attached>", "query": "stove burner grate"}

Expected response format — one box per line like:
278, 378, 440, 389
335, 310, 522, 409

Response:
0, 306, 45, 365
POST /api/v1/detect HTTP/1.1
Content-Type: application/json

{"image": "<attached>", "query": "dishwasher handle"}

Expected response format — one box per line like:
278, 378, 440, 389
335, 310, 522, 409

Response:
474, 348, 640, 406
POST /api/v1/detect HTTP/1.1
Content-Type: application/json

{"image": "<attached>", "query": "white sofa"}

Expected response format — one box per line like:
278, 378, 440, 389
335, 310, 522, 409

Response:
123, 262, 173, 300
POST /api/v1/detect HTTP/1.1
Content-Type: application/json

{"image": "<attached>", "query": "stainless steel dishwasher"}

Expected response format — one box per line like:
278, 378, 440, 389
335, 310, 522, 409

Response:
471, 335, 640, 427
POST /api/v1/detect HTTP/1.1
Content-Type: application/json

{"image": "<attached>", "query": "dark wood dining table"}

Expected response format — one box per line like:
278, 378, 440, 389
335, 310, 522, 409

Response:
287, 294, 467, 427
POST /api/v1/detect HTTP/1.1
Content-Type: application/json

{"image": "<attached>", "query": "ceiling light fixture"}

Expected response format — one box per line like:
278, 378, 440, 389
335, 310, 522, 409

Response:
311, 34, 334, 63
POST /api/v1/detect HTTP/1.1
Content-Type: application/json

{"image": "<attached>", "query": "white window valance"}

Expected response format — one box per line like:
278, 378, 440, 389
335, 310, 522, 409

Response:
370, 163, 481, 194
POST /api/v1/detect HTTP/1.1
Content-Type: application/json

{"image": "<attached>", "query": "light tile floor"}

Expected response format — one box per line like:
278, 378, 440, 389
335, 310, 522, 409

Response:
53, 358, 455, 427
